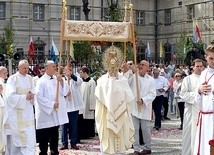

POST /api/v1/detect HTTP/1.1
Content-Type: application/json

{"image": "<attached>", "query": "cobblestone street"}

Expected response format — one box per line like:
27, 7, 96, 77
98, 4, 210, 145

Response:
36, 113, 182, 155
126, 113, 182, 155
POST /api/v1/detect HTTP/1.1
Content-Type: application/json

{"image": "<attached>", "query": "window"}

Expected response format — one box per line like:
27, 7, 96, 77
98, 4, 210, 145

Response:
187, 5, 195, 21
164, 9, 171, 25
70, 7, 80, 20
136, 11, 145, 25
0, 2, 5, 19
33, 4, 44, 21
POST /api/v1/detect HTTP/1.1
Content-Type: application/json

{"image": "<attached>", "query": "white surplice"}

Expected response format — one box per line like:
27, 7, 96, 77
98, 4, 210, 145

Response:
35, 73, 69, 129
63, 76, 85, 112
180, 73, 200, 155
194, 67, 214, 155
128, 73, 156, 120
0, 77, 6, 154
0, 95, 5, 153
6, 72, 36, 154
95, 73, 135, 154
80, 78, 96, 119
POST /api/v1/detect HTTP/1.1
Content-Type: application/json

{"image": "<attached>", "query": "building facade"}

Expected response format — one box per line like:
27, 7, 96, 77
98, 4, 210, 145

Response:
0, 0, 213, 63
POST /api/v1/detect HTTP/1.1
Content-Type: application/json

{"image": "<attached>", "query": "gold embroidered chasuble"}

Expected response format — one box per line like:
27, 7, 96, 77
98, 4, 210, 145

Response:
95, 73, 135, 154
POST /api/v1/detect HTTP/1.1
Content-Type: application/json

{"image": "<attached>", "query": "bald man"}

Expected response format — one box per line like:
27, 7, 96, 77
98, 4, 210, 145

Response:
128, 60, 156, 155
6, 60, 36, 155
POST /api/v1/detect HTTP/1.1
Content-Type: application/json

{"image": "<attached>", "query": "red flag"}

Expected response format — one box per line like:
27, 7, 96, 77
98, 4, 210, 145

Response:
28, 36, 34, 61
195, 24, 201, 41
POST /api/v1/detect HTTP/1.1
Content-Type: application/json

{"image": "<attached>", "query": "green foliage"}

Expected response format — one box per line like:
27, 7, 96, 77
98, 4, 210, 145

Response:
176, 31, 187, 60
0, 24, 16, 57
106, 1, 123, 22
184, 38, 205, 66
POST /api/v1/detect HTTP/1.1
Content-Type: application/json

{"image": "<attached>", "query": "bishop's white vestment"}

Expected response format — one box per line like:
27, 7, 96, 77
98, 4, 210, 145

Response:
194, 67, 214, 155
6, 72, 36, 155
95, 73, 135, 155
179, 73, 200, 155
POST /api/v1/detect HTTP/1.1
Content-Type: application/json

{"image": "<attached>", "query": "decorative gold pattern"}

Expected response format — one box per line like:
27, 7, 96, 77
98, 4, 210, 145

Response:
114, 134, 121, 153
15, 76, 35, 146
64, 20, 132, 42
103, 45, 123, 77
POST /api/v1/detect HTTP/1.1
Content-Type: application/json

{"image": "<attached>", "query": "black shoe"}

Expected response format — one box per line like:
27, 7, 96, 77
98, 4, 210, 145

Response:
71, 145, 79, 150
164, 117, 170, 120
153, 126, 159, 130
59, 146, 68, 150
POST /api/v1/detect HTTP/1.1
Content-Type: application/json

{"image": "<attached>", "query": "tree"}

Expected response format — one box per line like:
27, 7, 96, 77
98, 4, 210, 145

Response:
184, 38, 205, 66
176, 31, 187, 60
0, 24, 16, 58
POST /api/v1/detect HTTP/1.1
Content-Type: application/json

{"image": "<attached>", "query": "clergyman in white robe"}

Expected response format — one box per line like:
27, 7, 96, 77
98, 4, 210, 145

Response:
95, 73, 135, 155
35, 73, 69, 129
180, 73, 200, 155
0, 72, 6, 155
0, 84, 5, 155
6, 72, 36, 155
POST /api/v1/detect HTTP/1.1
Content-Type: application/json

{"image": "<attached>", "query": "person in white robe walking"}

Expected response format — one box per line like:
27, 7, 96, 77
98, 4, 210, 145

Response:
6, 60, 36, 155
194, 44, 214, 155
95, 46, 135, 155
0, 66, 8, 155
180, 59, 204, 155
60, 65, 84, 150
35, 60, 69, 155
78, 66, 96, 141
128, 60, 156, 155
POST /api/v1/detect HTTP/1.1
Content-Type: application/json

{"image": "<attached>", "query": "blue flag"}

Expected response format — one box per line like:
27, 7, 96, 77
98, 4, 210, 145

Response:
50, 38, 59, 64
147, 41, 151, 58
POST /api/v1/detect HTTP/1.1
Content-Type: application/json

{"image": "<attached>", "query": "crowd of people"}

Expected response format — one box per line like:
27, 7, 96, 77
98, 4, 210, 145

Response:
0, 44, 213, 155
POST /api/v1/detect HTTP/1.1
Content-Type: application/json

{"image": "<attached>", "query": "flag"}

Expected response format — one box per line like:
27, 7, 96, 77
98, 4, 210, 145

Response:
28, 36, 34, 61
147, 41, 151, 58
160, 42, 163, 58
70, 40, 74, 60
50, 38, 59, 64
171, 54, 176, 61
184, 47, 186, 55
193, 19, 201, 43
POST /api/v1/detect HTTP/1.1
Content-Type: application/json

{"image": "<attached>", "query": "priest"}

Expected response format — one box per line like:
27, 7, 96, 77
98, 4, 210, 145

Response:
179, 59, 204, 155
6, 60, 36, 155
0, 66, 8, 155
95, 45, 135, 155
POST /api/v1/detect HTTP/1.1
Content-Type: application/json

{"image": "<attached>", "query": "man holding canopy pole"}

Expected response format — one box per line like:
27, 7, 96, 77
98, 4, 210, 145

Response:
35, 60, 69, 155
128, 60, 156, 155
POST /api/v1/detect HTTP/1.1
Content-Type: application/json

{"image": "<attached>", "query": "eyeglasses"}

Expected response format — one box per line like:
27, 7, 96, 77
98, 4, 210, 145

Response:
176, 75, 181, 77
139, 64, 145, 66
128, 63, 132, 65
